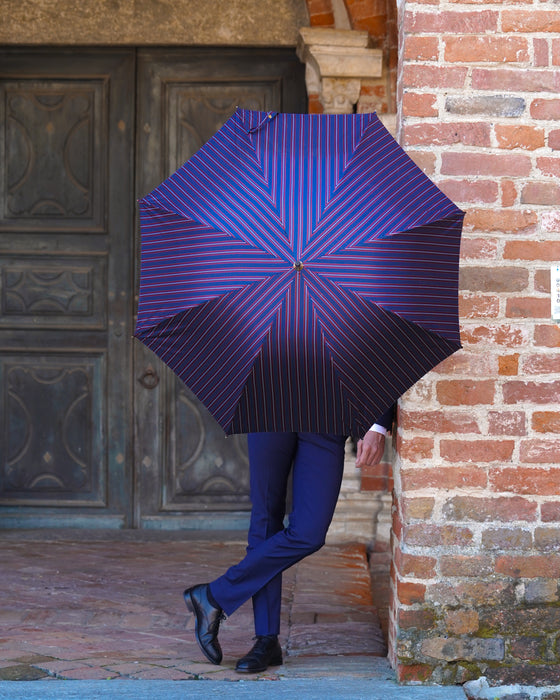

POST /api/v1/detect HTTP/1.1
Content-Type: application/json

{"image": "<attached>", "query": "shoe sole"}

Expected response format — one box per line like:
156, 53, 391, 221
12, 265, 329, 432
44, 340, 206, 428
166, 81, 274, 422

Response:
183, 589, 222, 666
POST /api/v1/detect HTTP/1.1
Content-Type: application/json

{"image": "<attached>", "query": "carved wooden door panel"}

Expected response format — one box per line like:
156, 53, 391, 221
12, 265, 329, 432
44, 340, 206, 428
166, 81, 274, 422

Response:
0, 50, 134, 527
134, 49, 305, 528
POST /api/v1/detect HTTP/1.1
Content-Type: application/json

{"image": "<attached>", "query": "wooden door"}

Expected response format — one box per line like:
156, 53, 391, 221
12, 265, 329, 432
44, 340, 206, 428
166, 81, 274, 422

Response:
0, 47, 305, 529
0, 50, 134, 527
134, 49, 305, 529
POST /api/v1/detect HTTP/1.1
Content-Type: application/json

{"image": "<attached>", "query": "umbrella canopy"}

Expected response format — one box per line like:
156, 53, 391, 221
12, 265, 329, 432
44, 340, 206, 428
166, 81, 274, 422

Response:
135, 109, 464, 438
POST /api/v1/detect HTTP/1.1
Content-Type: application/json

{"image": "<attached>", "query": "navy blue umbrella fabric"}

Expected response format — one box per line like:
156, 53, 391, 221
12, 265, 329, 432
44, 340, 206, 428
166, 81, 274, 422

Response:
135, 109, 464, 438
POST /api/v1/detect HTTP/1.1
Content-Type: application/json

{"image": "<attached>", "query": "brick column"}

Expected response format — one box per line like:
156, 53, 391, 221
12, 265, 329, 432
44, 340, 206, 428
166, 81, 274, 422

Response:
390, 0, 560, 685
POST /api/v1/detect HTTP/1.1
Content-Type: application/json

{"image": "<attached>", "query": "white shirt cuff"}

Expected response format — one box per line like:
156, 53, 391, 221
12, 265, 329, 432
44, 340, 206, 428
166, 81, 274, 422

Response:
369, 423, 388, 436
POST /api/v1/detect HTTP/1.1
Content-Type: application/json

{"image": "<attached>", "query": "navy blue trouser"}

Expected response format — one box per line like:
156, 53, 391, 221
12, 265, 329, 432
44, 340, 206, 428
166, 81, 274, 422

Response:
209, 432, 347, 636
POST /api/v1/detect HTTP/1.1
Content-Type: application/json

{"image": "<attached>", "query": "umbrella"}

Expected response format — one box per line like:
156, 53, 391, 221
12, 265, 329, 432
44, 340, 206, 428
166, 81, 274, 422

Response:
134, 109, 464, 438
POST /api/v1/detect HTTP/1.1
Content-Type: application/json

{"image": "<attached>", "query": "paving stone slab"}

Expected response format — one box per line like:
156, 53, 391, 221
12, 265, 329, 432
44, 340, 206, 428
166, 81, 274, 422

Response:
1, 534, 388, 684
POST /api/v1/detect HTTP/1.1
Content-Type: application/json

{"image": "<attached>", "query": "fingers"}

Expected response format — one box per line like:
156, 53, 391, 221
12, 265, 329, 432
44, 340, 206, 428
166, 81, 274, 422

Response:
356, 432, 385, 468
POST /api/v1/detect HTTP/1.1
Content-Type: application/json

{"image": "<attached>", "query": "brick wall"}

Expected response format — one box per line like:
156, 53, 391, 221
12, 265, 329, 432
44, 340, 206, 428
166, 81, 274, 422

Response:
389, 0, 560, 685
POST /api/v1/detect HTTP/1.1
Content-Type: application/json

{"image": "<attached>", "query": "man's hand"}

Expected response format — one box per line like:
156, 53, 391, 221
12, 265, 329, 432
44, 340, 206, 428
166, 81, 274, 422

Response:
356, 430, 386, 468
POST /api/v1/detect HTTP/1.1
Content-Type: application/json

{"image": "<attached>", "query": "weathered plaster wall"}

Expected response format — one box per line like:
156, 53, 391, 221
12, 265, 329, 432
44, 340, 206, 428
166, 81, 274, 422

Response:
1, 0, 309, 46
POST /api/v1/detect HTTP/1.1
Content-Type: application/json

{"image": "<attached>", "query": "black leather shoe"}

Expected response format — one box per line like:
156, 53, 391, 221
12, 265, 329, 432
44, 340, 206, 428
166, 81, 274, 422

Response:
184, 584, 225, 665
235, 635, 283, 673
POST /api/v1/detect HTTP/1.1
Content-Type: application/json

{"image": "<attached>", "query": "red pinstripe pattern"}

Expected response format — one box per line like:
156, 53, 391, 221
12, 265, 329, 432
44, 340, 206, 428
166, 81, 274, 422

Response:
135, 110, 464, 437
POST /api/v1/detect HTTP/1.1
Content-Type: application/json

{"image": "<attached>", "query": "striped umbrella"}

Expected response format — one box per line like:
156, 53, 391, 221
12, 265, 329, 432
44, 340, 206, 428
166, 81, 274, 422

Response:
135, 109, 464, 438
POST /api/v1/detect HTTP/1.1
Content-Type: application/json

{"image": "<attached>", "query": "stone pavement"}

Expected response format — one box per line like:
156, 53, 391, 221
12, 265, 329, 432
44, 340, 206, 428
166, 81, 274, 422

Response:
0, 531, 388, 680
0, 530, 466, 698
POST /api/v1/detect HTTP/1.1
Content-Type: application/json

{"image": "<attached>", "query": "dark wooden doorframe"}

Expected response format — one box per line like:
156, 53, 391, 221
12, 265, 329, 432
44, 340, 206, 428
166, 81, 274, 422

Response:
0, 47, 306, 529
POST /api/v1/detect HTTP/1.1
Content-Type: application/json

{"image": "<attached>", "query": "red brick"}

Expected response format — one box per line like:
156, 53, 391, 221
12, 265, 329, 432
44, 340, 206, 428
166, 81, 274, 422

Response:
442, 152, 532, 177
521, 182, 560, 205
555, 38, 560, 66
307, 0, 335, 26
398, 608, 437, 631
445, 609, 479, 635
534, 325, 560, 348
440, 554, 494, 577
504, 241, 560, 262
462, 324, 529, 348
440, 180, 498, 205
440, 439, 515, 463
428, 579, 515, 609
542, 211, 560, 232
498, 354, 519, 376
402, 497, 435, 520
541, 502, 560, 522
537, 157, 560, 182
532, 411, 560, 433
402, 466, 486, 491
404, 122, 491, 148
533, 39, 549, 68
495, 124, 546, 151
481, 527, 533, 550
432, 351, 497, 375
392, 507, 403, 540
537, 156, 560, 178
490, 467, 560, 496
443, 496, 538, 522
405, 9, 498, 33
397, 580, 426, 605
465, 209, 537, 234
473, 69, 560, 93
404, 36, 439, 61
503, 380, 560, 405
531, 99, 560, 121
501, 180, 518, 207
446, 0, 531, 5
535, 269, 551, 294
520, 439, 560, 464
444, 36, 529, 63
488, 410, 526, 436
523, 354, 560, 375
403, 65, 468, 89
437, 379, 495, 406
396, 434, 434, 462
460, 237, 499, 261
460, 266, 528, 292
402, 92, 438, 118
460, 294, 500, 318
361, 460, 393, 492
308, 94, 323, 114
400, 409, 480, 434
394, 548, 437, 579
361, 474, 393, 492
506, 297, 551, 319
308, 12, 335, 26
495, 555, 560, 578
550, 130, 560, 151
502, 10, 560, 32
407, 524, 475, 547
407, 150, 437, 176
396, 665, 434, 683
447, 95, 524, 118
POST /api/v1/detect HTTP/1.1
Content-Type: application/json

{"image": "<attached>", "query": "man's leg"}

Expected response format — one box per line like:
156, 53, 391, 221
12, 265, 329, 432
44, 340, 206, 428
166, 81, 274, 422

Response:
209, 432, 346, 617
246, 432, 296, 637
